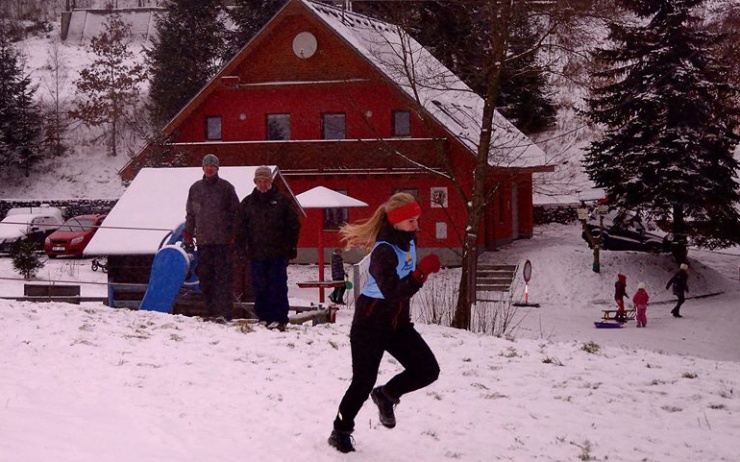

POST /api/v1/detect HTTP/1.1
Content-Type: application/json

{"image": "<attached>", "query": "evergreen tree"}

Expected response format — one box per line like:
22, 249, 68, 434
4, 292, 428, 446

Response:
71, 11, 146, 157
14, 72, 43, 176
227, 0, 288, 58
496, 10, 557, 134
11, 239, 45, 280
0, 23, 18, 170
355, 1, 556, 134
583, 0, 740, 256
146, 0, 227, 129
0, 19, 43, 175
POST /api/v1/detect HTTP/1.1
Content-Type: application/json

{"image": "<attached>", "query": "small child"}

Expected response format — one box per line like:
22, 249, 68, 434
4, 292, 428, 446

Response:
328, 248, 346, 304
632, 282, 649, 327
614, 273, 629, 322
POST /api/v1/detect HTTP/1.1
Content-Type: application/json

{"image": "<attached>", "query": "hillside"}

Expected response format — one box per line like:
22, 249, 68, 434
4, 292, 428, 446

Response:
5, 5, 595, 203
1, 1, 738, 203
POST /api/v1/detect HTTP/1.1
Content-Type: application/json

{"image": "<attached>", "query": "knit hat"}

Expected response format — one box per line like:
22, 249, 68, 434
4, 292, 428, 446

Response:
202, 154, 219, 167
637, 282, 645, 290
254, 166, 272, 182
680, 263, 688, 270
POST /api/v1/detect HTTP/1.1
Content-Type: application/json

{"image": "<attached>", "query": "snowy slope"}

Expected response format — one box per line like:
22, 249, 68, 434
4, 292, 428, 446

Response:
1, 222, 739, 462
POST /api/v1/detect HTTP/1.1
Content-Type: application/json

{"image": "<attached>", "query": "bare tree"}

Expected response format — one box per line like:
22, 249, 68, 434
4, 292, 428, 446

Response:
349, 1, 565, 330
71, 9, 146, 156
40, 39, 72, 158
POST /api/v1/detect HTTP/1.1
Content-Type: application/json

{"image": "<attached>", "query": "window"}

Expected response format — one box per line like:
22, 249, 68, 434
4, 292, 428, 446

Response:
324, 189, 349, 230
322, 113, 346, 139
206, 116, 222, 140
267, 114, 291, 140
392, 110, 411, 137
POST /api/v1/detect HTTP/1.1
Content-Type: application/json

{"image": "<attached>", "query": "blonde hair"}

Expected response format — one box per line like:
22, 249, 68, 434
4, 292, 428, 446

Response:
340, 192, 417, 250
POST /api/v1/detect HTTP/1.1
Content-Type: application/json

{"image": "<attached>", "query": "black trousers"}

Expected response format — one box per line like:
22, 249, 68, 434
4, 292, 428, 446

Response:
197, 244, 234, 319
333, 324, 440, 432
672, 293, 685, 314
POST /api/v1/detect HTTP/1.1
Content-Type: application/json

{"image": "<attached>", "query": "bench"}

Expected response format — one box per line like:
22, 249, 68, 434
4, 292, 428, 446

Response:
296, 280, 346, 289
23, 284, 82, 304
296, 280, 345, 306
601, 309, 636, 321
289, 304, 338, 325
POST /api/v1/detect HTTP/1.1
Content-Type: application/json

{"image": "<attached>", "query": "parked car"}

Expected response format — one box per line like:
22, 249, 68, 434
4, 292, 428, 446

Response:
0, 206, 65, 255
44, 214, 107, 258
581, 210, 673, 253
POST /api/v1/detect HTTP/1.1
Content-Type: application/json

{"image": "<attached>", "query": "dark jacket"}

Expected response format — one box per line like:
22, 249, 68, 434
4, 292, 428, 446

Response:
331, 253, 345, 281
235, 186, 301, 259
666, 269, 689, 296
614, 273, 628, 300
353, 225, 424, 330
184, 175, 239, 245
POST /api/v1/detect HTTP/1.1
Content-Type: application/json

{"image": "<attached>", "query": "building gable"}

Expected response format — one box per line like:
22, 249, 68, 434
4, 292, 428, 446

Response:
126, 0, 551, 176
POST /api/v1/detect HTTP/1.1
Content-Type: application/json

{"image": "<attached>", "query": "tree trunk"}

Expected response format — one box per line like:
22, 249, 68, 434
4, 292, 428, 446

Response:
671, 204, 688, 263
451, 0, 512, 330
452, 82, 501, 329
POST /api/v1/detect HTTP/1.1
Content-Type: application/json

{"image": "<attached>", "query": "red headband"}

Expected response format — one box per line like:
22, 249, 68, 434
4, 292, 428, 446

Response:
386, 201, 422, 224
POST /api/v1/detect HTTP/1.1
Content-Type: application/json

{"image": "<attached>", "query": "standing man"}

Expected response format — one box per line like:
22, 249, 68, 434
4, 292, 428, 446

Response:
236, 166, 301, 331
183, 154, 239, 321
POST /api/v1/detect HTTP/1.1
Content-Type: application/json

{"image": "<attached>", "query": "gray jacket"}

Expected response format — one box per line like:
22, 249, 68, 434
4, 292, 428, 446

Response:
184, 175, 239, 245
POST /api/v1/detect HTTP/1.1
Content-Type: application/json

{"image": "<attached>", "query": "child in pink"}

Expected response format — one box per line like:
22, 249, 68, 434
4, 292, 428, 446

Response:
632, 282, 649, 328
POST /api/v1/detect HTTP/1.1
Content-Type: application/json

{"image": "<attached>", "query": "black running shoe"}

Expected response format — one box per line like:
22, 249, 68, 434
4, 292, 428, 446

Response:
328, 430, 355, 453
371, 386, 398, 428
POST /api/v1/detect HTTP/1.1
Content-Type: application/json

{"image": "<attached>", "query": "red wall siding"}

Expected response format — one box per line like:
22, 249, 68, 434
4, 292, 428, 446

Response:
176, 81, 433, 143
288, 174, 468, 251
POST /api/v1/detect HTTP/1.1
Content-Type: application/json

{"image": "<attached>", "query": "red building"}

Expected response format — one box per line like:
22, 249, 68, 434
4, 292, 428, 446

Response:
122, 0, 553, 265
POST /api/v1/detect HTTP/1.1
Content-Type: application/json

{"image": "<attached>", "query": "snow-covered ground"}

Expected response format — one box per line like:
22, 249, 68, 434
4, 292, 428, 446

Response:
2, 223, 739, 462
2, 12, 740, 462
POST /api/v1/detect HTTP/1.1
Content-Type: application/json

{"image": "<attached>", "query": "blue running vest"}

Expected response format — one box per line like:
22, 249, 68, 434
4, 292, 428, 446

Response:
361, 240, 416, 299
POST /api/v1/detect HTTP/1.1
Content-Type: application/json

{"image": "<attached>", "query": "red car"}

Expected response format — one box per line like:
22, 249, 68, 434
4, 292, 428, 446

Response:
44, 214, 107, 258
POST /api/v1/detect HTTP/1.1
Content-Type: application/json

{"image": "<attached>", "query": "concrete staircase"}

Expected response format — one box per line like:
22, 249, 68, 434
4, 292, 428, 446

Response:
476, 264, 517, 300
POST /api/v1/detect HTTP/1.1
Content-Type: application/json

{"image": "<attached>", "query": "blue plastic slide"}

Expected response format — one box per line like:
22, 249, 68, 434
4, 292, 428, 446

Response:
139, 245, 191, 313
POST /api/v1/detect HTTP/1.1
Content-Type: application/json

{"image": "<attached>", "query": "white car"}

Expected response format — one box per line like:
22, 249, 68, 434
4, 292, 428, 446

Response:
0, 206, 64, 255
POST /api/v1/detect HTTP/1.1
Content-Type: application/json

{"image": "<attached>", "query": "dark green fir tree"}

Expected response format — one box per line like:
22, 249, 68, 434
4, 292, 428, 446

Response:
226, 0, 288, 58
11, 239, 45, 280
146, 0, 227, 129
0, 19, 43, 175
355, 1, 556, 134
583, 0, 740, 258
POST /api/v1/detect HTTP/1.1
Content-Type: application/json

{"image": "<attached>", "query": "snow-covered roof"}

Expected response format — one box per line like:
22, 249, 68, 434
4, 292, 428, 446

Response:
302, 0, 550, 169
296, 186, 368, 209
85, 166, 298, 256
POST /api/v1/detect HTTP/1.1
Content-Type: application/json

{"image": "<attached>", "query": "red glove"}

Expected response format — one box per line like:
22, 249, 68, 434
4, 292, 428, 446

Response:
412, 254, 441, 283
